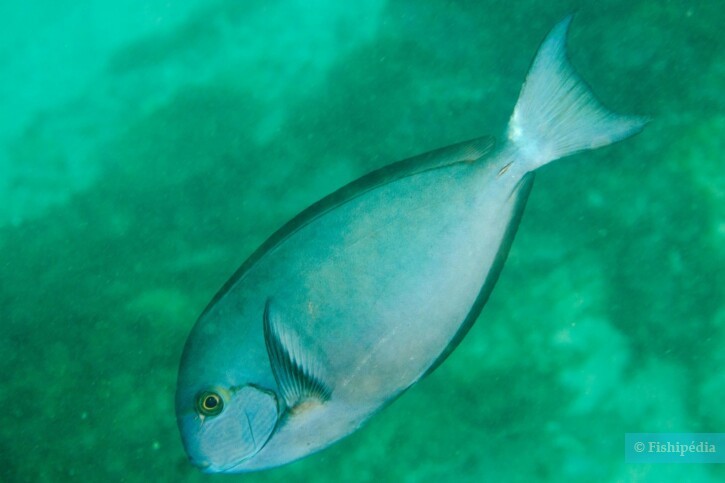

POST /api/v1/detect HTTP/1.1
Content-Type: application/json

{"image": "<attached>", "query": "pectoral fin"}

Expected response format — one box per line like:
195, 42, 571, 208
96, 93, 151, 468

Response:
263, 299, 332, 410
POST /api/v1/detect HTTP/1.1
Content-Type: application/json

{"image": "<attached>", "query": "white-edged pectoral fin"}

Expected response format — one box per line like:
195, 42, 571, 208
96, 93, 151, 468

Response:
263, 299, 332, 410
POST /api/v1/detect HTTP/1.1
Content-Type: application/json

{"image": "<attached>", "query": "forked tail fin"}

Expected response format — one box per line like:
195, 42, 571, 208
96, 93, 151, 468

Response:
507, 16, 647, 171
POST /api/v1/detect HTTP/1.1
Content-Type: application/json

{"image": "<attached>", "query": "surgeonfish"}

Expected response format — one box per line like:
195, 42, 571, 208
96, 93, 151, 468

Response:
175, 16, 646, 473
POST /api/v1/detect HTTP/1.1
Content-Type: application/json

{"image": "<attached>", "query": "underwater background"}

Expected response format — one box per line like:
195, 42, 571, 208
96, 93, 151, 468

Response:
1, 0, 723, 481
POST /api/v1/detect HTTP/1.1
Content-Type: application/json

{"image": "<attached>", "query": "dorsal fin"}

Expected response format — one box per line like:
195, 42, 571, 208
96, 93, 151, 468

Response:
199, 137, 496, 318
263, 299, 331, 409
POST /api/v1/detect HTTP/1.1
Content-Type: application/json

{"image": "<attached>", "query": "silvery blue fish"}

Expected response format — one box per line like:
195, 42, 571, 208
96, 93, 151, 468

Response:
176, 17, 645, 473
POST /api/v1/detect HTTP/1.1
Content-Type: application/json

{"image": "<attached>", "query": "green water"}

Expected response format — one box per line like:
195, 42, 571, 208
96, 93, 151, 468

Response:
1, 1, 723, 481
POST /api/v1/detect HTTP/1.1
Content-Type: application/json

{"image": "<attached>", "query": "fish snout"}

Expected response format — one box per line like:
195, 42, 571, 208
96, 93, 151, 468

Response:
188, 456, 211, 472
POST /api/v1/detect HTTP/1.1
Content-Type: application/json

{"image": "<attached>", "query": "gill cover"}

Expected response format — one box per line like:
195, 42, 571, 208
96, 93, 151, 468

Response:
186, 385, 278, 472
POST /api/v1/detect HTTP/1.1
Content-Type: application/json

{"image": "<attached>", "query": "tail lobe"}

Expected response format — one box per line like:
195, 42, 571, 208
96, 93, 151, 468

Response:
507, 16, 647, 170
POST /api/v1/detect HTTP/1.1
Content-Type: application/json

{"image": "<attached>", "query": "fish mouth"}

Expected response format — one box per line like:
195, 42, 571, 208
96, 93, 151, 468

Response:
189, 458, 211, 471
193, 458, 243, 474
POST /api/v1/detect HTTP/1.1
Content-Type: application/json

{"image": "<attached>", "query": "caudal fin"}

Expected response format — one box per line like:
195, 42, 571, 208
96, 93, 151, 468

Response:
507, 16, 647, 171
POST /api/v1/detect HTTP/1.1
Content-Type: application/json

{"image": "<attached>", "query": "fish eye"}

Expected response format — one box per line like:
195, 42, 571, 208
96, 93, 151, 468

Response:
196, 391, 224, 416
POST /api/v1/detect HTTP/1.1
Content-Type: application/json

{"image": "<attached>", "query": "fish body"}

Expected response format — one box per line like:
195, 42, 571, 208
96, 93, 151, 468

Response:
176, 17, 645, 473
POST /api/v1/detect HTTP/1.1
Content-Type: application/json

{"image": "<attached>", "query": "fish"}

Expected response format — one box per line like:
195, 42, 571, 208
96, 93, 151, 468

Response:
175, 16, 646, 473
